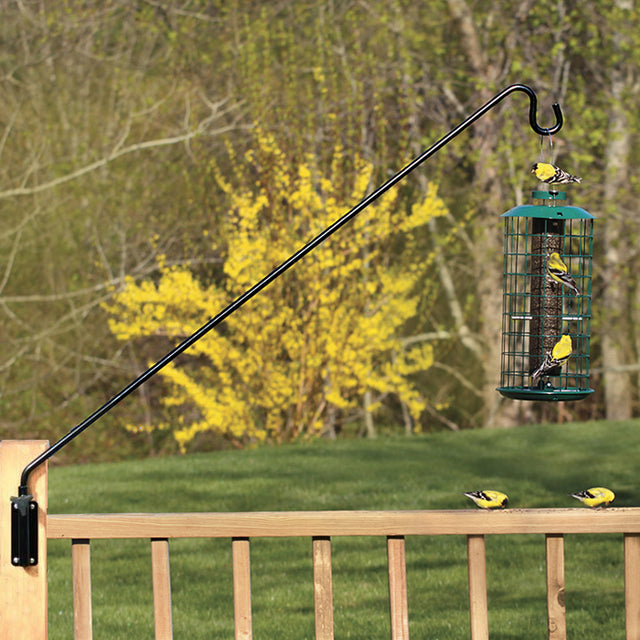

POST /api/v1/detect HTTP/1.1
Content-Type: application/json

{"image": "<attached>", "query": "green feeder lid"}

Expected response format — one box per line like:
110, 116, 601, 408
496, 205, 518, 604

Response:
497, 387, 595, 402
501, 191, 596, 220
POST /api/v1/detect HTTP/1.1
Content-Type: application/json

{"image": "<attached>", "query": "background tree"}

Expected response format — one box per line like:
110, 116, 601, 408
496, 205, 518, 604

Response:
105, 130, 445, 451
0, 1, 236, 458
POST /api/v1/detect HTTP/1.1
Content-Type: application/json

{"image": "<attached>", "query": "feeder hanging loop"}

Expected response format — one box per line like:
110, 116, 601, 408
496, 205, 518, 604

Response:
517, 84, 563, 136
471, 84, 563, 137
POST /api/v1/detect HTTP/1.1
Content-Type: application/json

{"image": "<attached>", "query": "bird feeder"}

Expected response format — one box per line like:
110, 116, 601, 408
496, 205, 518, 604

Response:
497, 190, 595, 401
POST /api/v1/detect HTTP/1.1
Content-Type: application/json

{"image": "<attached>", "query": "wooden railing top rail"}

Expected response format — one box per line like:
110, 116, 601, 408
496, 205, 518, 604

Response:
47, 507, 640, 539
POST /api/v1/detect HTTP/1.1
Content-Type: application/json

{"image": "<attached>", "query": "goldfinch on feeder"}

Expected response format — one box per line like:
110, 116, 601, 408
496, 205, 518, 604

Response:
547, 252, 581, 295
570, 487, 615, 508
463, 490, 509, 510
531, 162, 582, 184
530, 334, 572, 387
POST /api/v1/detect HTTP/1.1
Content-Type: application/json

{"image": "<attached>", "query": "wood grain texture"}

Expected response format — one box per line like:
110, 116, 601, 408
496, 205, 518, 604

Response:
387, 536, 410, 640
232, 537, 252, 640
545, 534, 566, 640
313, 537, 334, 640
47, 508, 640, 540
625, 534, 640, 640
72, 539, 93, 640
0, 440, 48, 640
151, 538, 173, 640
467, 535, 489, 640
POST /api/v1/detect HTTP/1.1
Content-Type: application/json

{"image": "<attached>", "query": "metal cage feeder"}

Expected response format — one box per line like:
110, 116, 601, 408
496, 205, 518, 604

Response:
497, 190, 595, 401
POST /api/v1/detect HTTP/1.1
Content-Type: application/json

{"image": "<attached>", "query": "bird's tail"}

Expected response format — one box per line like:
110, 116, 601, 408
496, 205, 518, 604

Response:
567, 279, 581, 296
530, 354, 552, 387
530, 368, 543, 388
557, 168, 581, 184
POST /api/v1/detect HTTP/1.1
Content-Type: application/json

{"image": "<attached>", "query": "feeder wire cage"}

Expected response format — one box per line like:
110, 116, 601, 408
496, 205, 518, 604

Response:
498, 190, 595, 401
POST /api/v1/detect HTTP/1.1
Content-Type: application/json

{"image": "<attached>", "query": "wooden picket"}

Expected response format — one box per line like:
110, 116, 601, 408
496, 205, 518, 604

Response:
232, 537, 252, 640
71, 539, 92, 640
151, 538, 173, 640
312, 536, 334, 640
467, 534, 488, 640
546, 533, 566, 640
387, 535, 410, 640
625, 533, 640, 639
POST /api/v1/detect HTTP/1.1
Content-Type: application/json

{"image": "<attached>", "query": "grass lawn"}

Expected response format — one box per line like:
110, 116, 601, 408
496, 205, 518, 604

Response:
47, 418, 640, 638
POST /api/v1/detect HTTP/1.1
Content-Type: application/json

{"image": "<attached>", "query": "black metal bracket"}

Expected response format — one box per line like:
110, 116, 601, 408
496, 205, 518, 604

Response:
11, 84, 562, 566
10, 494, 38, 566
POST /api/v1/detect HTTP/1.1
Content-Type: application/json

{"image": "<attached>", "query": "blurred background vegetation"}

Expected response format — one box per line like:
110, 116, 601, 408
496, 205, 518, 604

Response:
1, 0, 638, 461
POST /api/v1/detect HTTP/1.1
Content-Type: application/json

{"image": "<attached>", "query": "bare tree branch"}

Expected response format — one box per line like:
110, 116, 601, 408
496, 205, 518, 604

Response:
0, 101, 236, 200
0, 227, 23, 295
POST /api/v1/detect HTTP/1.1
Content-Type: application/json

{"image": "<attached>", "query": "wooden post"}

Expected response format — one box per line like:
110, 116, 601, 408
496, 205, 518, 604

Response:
313, 536, 334, 640
467, 534, 489, 640
545, 534, 566, 640
0, 440, 49, 640
387, 535, 410, 640
151, 538, 173, 640
72, 539, 93, 640
625, 533, 640, 640
232, 537, 252, 640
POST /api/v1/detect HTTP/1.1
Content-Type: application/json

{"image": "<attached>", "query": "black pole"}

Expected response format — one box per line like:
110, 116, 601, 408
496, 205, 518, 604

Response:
11, 84, 561, 565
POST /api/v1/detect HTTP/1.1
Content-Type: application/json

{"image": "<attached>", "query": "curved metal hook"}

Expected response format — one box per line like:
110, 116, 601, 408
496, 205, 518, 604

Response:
503, 83, 563, 136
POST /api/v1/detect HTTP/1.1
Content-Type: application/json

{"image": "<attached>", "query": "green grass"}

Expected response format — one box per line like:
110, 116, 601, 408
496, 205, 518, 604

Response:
47, 419, 640, 639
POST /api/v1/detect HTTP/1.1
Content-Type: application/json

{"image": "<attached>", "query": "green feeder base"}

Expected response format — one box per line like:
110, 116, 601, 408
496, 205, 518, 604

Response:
497, 386, 595, 402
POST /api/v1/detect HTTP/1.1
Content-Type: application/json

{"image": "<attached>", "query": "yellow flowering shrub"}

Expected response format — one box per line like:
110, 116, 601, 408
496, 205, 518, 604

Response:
105, 129, 447, 451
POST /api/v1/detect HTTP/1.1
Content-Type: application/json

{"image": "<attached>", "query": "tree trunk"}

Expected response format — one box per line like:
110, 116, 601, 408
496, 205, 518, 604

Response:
446, 0, 515, 427
363, 389, 377, 439
601, 25, 634, 420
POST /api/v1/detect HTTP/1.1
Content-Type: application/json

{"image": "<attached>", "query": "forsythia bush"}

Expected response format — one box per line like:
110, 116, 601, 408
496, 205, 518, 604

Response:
105, 130, 447, 451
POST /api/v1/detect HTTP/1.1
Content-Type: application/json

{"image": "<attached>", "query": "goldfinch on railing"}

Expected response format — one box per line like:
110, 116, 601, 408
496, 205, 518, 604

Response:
463, 490, 509, 510
570, 487, 615, 508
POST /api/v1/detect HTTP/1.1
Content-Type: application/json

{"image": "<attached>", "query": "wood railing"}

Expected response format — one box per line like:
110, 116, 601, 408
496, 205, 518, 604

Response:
46, 509, 640, 640
3, 441, 640, 640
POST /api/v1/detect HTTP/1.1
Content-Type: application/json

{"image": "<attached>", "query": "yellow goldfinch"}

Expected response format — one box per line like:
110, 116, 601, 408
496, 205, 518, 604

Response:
530, 334, 572, 387
531, 162, 582, 184
547, 252, 581, 295
570, 487, 615, 508
463, 490, 509, 510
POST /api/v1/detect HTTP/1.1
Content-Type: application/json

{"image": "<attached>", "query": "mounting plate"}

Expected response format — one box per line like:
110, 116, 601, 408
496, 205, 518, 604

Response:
10, 495, 38, 567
